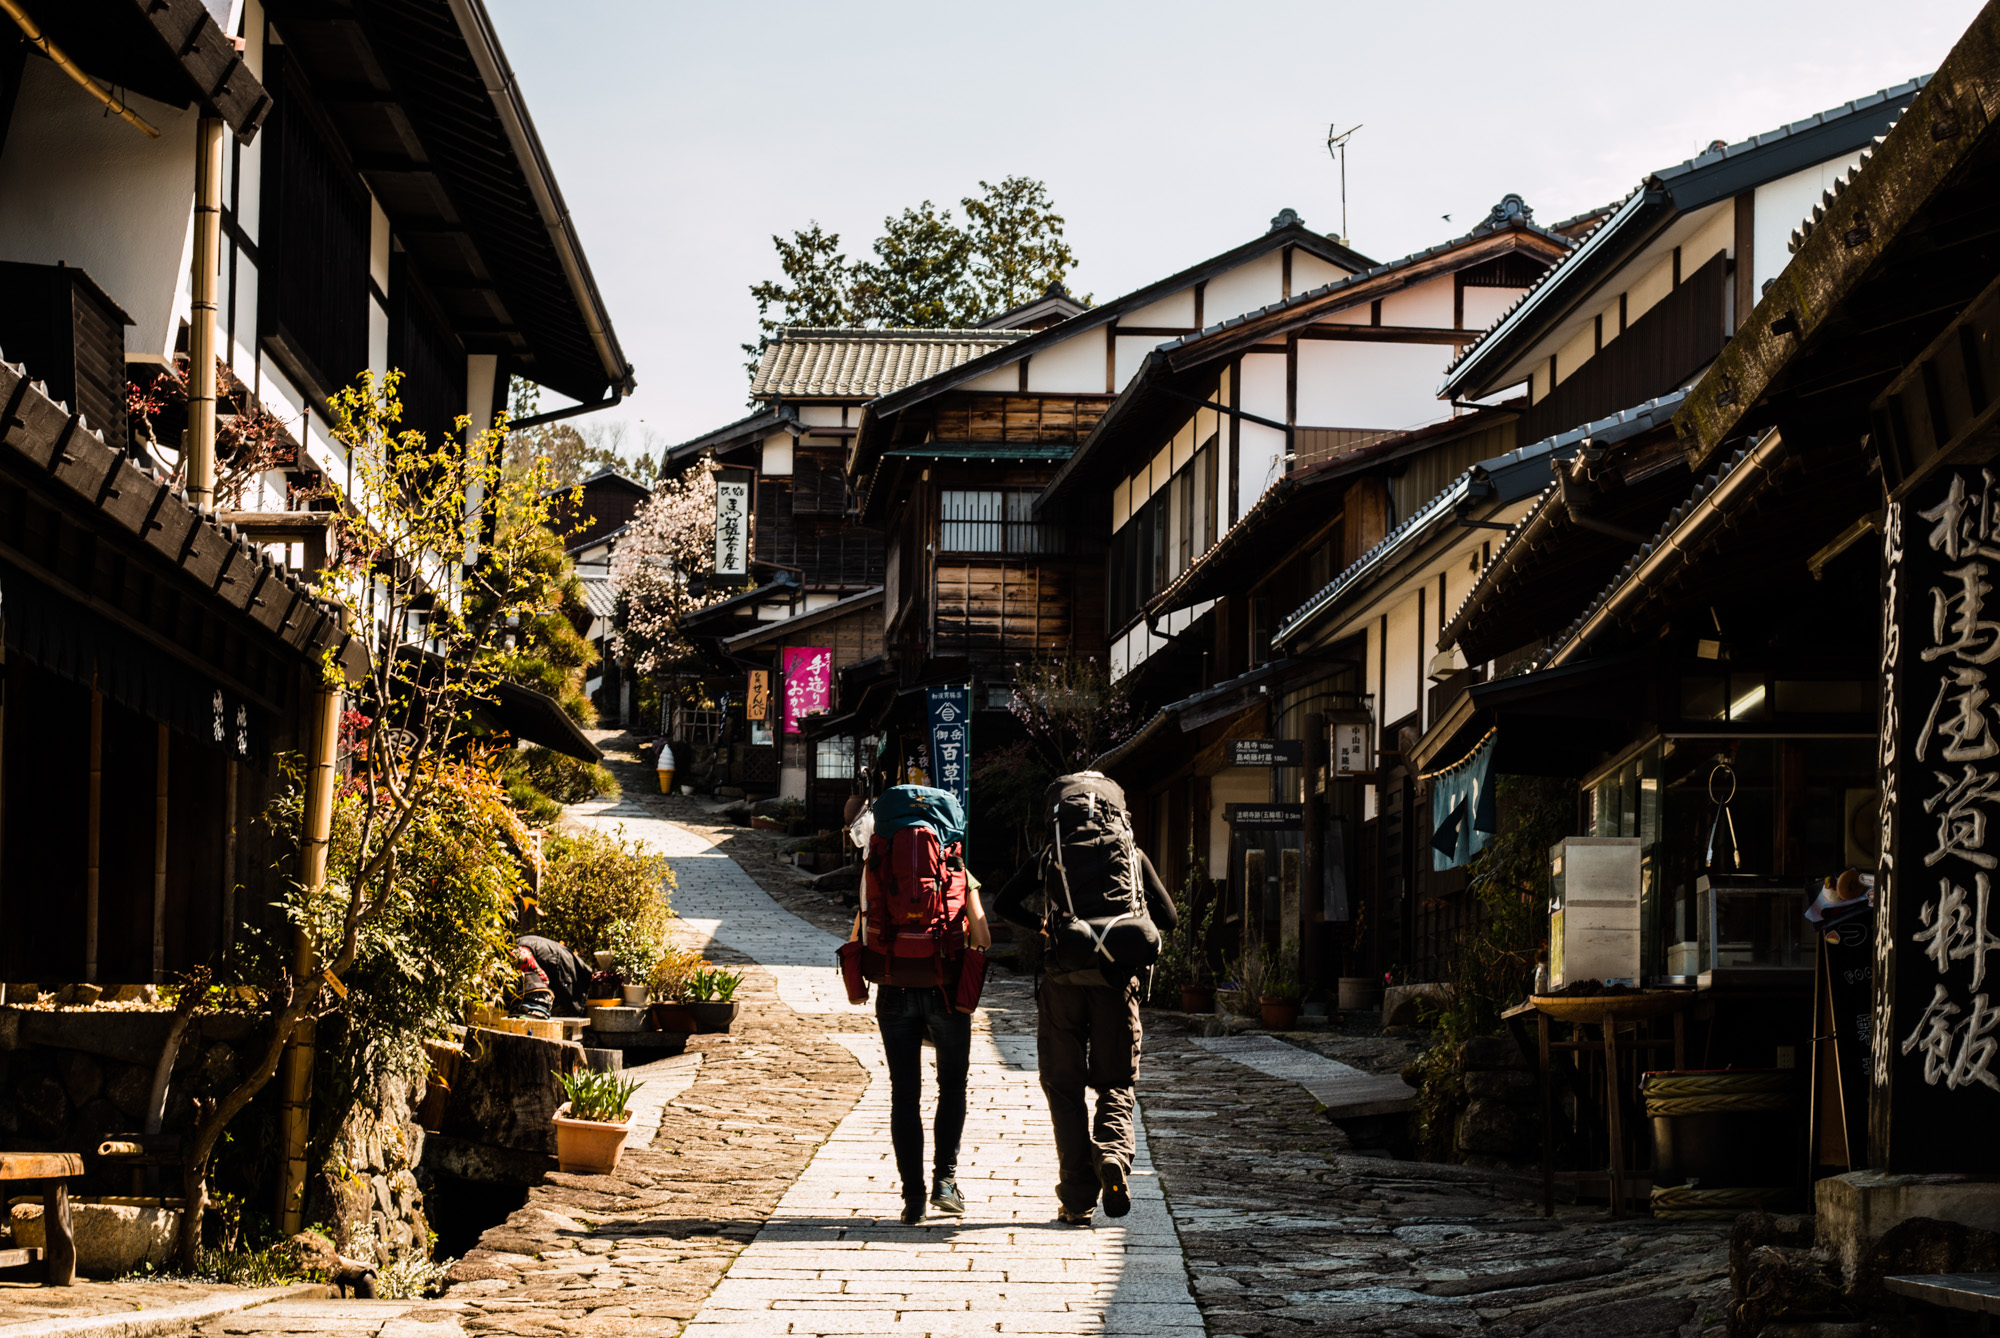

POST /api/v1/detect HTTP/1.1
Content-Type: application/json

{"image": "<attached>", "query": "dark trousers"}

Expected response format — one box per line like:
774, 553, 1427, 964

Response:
876, 985, 971, 1204
1037, 975, 1142, 1214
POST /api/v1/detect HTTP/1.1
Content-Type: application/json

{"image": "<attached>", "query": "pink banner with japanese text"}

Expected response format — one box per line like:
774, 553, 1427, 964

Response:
782, 646, 832, 734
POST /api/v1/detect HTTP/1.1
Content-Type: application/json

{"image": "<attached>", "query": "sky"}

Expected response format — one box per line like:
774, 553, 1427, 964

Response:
485, 0, 1985, 457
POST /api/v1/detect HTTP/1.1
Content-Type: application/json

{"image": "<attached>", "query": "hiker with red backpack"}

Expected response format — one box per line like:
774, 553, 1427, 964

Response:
992, 772, 1175, 1227
837, 785, 992, 1225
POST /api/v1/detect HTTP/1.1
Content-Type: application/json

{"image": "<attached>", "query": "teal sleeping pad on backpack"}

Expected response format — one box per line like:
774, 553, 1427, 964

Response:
872, 785, 967, 849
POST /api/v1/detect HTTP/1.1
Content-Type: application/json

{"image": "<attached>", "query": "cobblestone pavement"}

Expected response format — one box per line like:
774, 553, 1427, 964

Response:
1138, 1016, 1733, 1338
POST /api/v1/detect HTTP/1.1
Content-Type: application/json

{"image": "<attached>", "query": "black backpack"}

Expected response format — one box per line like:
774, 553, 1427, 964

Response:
1039, 772, 1161, 985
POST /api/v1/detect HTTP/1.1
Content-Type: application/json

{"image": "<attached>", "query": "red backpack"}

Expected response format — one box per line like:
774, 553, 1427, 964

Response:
860, 822, 970, 988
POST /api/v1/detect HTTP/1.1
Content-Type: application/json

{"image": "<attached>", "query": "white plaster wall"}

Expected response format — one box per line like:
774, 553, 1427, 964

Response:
1754, 151, 1866, 292
1553, 322, 1597, 388
1624, 252, 1674, 328
367, 300, 388, 380
1363, 617, 1381, 822
368, 199, 391, 292
1380, 277, 1454, 328
466, 354, 498, 435
1323, 302, 1373, 325
780, 766, 807, 802
1124, 288, 1195, 327
1461, 286, 1522, 331
962, 364, 1020, 392
1111, 477, 1131, 530
1026, 325, 1104, 392
797, 403, 847, 425
1115, 334, 1162, 389
762, 432, 793, 475
0, 61, 200, 361
1293, 340, 1452, 429
1203, 251, 1285, 324
1680, 203, 1735, 277
1291, 251, 1350, 294
1238, 354, 1288, 504
1383, 596, 1420, 727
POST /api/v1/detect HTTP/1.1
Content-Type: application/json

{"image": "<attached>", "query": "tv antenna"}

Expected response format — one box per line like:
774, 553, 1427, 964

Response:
1326, 123, 1362, 245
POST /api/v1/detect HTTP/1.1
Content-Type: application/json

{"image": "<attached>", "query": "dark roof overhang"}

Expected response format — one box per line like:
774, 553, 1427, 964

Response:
22, 0, 271, 140
722, 586, 884, 651
665, 406, 800, 470
270, 0, 633, 404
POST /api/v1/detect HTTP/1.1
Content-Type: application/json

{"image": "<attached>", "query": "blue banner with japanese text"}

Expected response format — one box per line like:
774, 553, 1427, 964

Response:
925, 684, 971, 822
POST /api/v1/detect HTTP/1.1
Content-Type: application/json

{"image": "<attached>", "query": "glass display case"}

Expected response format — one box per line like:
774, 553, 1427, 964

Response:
1691, 875, 1811, 981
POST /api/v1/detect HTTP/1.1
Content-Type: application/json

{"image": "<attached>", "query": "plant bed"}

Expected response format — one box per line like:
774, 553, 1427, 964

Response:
648, 1001, 697, 1033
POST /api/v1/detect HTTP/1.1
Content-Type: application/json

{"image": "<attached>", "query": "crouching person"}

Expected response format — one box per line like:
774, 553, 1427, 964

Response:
993, 772, 1175, 1226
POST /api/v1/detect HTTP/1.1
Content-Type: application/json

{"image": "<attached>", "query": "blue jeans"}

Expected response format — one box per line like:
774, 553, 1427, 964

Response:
876, 986, 971, 1203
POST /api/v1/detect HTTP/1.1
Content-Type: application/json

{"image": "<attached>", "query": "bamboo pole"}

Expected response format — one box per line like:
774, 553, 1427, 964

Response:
279, 679, 341, 1233
0, 0, 160, 138
85, 683, 101, 981
152, 725, 168, 983
185, 115, 224, 507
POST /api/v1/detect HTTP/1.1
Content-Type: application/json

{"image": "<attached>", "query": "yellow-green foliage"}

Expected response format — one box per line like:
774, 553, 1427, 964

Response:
533, 826, 674, 955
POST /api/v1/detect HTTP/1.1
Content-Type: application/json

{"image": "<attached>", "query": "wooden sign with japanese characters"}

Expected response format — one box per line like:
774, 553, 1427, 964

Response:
1875, 470, 2000, 1170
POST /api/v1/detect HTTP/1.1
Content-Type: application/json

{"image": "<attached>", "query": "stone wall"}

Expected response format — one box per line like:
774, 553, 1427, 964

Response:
1452, 1034, 1539, 1164
307, 1066, 430, 1261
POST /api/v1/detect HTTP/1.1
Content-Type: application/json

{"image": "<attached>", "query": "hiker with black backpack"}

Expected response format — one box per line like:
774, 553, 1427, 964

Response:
992, 771, 1176, 1227
836, 785, 992, 1226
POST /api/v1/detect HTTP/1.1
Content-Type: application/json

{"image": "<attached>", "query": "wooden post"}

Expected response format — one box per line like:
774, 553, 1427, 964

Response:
1539, 1012, 1555, 1217
1603, 1014, 1624, 1218
152, 723, 168, 983
85, 683, 101, 981
41, 1179, 74, 1285
1279, 849, 1301, 981
1243, 848, 1265, 955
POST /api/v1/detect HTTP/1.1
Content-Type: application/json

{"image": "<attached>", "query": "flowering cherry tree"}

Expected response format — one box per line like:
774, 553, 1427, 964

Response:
610, 459, 733, 676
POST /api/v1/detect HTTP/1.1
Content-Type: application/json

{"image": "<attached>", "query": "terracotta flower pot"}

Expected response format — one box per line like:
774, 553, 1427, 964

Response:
1180, 986, 1215, 1014
552, 1103, 633, 1174
1259, 997, 1302, 1030
648, 1001, 697, 1033
689, 1001, 739, 1033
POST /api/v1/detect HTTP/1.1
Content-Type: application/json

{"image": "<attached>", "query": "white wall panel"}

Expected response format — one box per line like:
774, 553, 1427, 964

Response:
1203, 251, 1284, 325
1114, 334, 1157, 388
1553, 323, 1596, 388
1026, 326, 1104, 392
1461, 286, 1522, 331
1681, 203, 1734, 274
1209, 771, 1268, 878
1291, 251, 1350, 294
1383, 597, 1420, 726
963, 365, 1019, 392
1125, 289, 1195, 327
1294, 340, 1452, 429
1381, 277, 1454, 328
1624, 253, 1674, 327
762, 432, 793, 475
1754, 152, 1866, 292
1323, 302, 1373, 325
797, 404, 846, 425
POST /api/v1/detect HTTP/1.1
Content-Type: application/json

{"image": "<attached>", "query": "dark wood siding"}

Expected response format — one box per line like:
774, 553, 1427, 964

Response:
928, 394, 1109, 444
756, 473, 882, 587
260, 53, 370, 399
1519, 249, 1728, 445
0, 262, 128, 453
935, 561, 1099, 655
389, 256, 465, 447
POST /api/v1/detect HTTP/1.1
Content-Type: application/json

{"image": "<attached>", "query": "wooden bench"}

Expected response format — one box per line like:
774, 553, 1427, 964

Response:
0, 1152, 84, 1285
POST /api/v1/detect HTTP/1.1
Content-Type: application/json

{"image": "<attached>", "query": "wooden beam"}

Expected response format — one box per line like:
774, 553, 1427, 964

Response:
1293, 325, 1489, 345
153, 724, 168, 984
1733, 191, 1756, 333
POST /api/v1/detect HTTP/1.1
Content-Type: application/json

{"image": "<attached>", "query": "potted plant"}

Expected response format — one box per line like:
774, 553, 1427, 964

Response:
605, 919, 663, 1008
586, 970, 622, 1009
646, 941, 704, 1033
552, 1068, 642, 1174
687, 966, 744, 1033
1260, 942, 1304, 1030
1169, 872, 1218, 1014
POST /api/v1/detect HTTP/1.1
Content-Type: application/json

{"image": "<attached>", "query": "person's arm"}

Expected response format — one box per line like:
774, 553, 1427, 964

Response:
990, 856, 1044, 931
1138, 850, 1179, 933
966, 883, 993, 950
849, 909, 862, 942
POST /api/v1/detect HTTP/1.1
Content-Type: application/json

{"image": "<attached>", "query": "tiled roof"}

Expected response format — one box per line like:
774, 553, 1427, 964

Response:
577, 575, 620, 620
750, 328, 1032, 400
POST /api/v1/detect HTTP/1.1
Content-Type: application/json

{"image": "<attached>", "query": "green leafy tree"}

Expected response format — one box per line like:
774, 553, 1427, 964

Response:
963, 175, 1080, 316
505, 380, 660, 487
851, 200, 980, 327
744, 221, 854, 373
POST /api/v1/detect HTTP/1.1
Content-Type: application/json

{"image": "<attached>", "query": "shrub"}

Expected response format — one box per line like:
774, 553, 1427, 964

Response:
648, 939, 707, 1002
604, 917, 665, 983
534, 826, 674, 955
556, 1068, 641, 1123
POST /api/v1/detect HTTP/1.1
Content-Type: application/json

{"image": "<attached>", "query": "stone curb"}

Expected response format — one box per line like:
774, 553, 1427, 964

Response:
0, 1283, 327, 1338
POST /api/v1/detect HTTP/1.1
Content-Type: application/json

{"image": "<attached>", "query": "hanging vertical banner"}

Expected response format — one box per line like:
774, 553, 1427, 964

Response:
746, 670, 770, 723
926, 684, 970, 814
781, 646, 831, 734
1875, 470, 2000, 1170
714, 479, 750, 576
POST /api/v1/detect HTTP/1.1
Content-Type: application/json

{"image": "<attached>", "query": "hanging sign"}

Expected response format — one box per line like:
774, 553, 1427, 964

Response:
1231, 738, 1302, 767
1330, 712, 1374, 776
926, 684, 971, 814
1876, 471, 2000, 1169
781, 646, 831, 734
746, 670, 770, 722
714, 479, 750, 576
1225, 803, 1303, 829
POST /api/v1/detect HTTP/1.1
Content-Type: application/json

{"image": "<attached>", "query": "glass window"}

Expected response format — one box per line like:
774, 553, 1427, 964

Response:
941, 488, 1077, 556
815, 737, 856, 779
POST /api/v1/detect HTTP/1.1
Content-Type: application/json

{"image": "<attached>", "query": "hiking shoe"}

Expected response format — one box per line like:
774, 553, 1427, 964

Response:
900, 1199, 926, 1226
1097, 1160, 1131, 1218
1057, 1206, 1094, 1227
930, 1178, 965, 1216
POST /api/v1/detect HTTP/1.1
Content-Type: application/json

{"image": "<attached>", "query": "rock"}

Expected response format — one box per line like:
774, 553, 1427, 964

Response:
106, 1063, 153, 1118
59, 1051, 104, 1105
1459, 1034, 1528, 1071
1464, 1067, 1535, 1101
1455, 1096, 1537, 1157
1523, 1294, 1696, 1337
439, 1028, 584, 1156
15, 1073, 69, 1138
11, 1202, 178, 1277
751, 796, 789, 817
